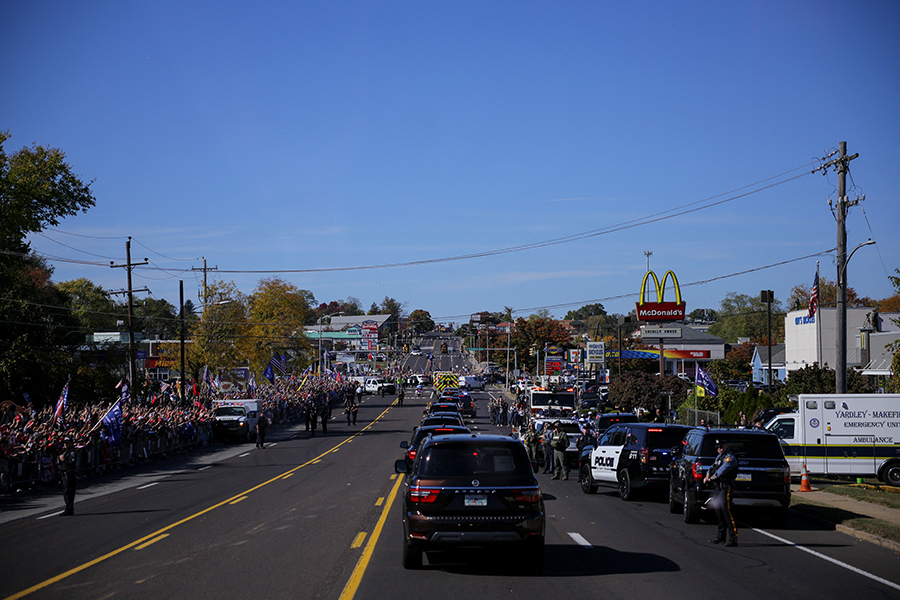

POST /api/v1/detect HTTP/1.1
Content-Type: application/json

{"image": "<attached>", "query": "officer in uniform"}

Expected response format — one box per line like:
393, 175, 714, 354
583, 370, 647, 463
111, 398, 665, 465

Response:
522, 422, 540, 470
704, 439, 738, 546
59, 437, 77, 516
550, 421, 570, 480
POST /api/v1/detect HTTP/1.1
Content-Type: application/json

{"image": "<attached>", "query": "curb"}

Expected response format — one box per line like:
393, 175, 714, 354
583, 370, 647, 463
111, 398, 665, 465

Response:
789, 506, 900, 555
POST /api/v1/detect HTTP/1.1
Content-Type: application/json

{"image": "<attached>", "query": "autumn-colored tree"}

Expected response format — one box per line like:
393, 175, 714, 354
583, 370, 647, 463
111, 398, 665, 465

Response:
407, 309, 435, 334
188, 281, 250, 377
246, 277, 315, 373
508, 316, 572, 372
708, 292, 784, 343
608, 372, 690, 414
787, 277, 874, 311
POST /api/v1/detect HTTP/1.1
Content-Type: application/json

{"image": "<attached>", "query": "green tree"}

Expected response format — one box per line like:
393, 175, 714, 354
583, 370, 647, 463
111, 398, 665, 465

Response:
133, 297, 179, 339
188, 281, 250, 376
0, 132, 97, 406
775, 363, 872, 400
688, 308, 718, 322
379, 296, 406, 332
564, 303, 607, 321
709, 292, 784, 343
407, 309, 435, 334
56, 278, 119, 334
787, 277, 874, 311
609, 372, 690, 414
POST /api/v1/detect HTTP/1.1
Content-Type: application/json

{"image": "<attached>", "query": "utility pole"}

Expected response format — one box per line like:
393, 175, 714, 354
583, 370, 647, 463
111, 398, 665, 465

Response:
191, 257, 218, 302
761, 290, 774, 394
110, 237, 149, 386
816, 142, 859, 394
180, 280, 186, 405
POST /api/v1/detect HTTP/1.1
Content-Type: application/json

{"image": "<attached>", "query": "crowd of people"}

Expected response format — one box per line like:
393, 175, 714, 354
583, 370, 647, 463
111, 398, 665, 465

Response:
0, 373, 364, 495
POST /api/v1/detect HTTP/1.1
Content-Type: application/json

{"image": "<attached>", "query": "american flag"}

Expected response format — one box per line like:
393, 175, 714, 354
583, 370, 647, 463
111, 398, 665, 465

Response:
50, 379, 70, 427
808, 265, 819, 319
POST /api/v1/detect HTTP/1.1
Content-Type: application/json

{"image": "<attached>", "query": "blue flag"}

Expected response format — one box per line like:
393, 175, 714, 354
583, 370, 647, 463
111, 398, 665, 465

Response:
103, 400, 124, 447
263, 363, 275, 384
696, 366, 718, 398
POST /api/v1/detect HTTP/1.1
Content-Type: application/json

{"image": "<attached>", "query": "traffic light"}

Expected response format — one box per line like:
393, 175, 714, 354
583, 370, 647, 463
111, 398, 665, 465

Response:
529, 347, 535, 356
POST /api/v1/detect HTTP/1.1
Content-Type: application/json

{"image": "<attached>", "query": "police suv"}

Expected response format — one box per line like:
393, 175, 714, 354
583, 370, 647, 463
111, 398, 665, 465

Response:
579, 423, 691, 500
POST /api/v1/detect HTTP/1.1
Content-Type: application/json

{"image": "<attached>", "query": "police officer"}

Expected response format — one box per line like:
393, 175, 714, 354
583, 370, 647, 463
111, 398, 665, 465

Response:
704, 439, 738, 546
59, 437, 77, 516
550, 421, 570, 480
256, 411, 269, 449
522, 422, 540, 470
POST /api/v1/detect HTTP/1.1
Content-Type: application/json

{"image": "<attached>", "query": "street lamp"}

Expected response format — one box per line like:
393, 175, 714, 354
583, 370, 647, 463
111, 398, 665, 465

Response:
836, 238, 875, 393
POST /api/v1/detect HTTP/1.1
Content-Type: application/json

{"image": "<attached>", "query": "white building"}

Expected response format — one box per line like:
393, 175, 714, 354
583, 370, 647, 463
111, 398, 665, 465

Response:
784, 307, 899, 374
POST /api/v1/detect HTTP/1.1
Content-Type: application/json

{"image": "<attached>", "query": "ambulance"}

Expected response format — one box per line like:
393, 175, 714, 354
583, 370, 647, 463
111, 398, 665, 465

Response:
764, 394, 900, 485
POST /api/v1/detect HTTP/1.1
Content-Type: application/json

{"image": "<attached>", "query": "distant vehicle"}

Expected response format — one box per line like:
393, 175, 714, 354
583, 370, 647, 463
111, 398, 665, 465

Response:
458, 375, 484, 391
364, 378, 396, 394
594, 412, 638, 434
211, 399, 259, 443
410, 349, 423, 356
526, 387, 576, 418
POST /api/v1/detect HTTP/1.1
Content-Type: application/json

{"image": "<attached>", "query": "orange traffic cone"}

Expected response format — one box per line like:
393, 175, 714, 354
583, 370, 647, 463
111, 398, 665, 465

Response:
800, 463, 813, 492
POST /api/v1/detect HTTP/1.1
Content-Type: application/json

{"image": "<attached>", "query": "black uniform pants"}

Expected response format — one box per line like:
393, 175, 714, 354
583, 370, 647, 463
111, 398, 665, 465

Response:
713, 483, 737, 543
63, 471, 76, 514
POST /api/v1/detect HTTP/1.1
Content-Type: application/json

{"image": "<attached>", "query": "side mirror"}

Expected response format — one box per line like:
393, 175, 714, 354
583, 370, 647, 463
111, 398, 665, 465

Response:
394, 459, 410, 474
400, 440, 409, 449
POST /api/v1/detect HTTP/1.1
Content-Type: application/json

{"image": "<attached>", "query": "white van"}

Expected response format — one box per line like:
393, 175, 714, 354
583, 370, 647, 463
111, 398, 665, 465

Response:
458, 375, 485, 391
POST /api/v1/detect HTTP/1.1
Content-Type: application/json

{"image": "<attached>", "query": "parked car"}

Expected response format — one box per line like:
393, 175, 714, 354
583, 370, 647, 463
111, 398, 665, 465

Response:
579, 423, 691, 500
395, 433, 545, 570
668, 427, 791, 524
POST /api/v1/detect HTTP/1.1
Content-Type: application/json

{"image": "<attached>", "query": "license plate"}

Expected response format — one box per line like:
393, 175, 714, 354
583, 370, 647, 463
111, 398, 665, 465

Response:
465, 494, 487, 507
736, 473, 752, 481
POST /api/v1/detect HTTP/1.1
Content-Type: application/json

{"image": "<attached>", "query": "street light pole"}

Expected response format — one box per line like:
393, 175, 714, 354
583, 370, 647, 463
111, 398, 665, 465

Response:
836, 238, 875, 393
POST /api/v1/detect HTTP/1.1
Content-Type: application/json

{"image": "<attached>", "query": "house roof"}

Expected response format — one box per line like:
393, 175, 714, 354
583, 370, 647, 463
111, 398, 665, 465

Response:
752, 343, 786, 365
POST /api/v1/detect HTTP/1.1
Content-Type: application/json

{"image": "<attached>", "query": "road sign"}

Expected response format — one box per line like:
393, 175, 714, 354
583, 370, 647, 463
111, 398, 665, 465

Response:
641, 326, 682, 338
586, 342, 605, 364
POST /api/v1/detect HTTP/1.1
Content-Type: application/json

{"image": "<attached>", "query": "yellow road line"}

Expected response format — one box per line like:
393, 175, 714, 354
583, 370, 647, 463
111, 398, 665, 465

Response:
134, 534, 169, 550
338, 475, 404, 600
375, 497, 384, 506
350, 532, 367, 549
229, 496, 248, 505
4, 402, 399, 600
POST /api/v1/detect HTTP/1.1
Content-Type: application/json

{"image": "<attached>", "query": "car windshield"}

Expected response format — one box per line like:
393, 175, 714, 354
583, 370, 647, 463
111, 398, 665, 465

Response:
701, 434, 784, 459
214, 407, 246, 417
417, 442, 532, 477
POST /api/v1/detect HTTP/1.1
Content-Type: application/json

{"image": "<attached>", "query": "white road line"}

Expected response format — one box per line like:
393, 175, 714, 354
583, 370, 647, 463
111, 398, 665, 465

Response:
38, 512, 63, 520
568, 532, 592, 547
136, 482, 159, 490
198, 465, 212, 471
239, 452, 251, 457
752, 527, 900, 592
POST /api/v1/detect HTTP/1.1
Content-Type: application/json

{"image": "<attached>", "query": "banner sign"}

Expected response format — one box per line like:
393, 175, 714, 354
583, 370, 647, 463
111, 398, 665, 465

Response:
605, 349, 710, 359
586, 342, 605, 364
636, 270, 686, 321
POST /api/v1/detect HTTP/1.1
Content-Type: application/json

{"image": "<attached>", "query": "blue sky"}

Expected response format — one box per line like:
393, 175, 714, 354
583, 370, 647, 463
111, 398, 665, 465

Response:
3, 1, 898, 325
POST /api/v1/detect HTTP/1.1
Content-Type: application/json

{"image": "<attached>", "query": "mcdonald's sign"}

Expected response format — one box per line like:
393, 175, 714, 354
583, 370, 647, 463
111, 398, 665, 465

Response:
635, 270, 686, 322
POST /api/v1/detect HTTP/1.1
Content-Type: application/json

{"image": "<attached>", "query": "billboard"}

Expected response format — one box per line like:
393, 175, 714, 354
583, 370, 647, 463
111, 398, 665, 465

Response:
635, 270, 686, 321
586, 342, 605, 364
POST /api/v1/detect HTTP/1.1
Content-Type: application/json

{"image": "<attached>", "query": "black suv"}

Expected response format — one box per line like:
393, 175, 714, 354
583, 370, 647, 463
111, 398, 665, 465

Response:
400, 425, 470, 468
394, 433, 546, 570
579, 423, 691, 500
594, 412, 638, 434
669, 428, 791, 524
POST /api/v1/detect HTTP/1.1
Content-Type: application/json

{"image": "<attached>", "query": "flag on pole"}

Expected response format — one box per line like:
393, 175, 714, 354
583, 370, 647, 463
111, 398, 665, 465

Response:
119, 378, 130, 402
263, 362, 275, 384
297, 365, 312, 391
808, 265, 819, 319
51, 379, 70, 427
248, 371, 257, 392
203, 366, 215, 389
102, 400, 124, 446
696, 366, 718, 398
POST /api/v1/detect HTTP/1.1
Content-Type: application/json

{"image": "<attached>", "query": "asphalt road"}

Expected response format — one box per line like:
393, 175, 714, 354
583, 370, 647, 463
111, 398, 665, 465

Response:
3, 389, 900, 600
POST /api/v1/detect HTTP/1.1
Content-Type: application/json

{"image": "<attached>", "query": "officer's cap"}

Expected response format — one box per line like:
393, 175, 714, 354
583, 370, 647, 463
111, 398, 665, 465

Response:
715, 439, 727, 447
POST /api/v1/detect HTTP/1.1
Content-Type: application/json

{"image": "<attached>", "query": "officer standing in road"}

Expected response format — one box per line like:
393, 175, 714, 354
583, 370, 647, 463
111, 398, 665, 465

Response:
397, 388, 405, 407
256, 411, 269, 449
59, 437, 77, 516
522, 422, 540, 470
704, 439, 739, 546
550, 421, 570, 480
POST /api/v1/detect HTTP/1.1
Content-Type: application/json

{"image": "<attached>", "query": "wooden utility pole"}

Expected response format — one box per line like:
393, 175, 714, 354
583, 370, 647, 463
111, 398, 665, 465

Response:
110, 237, 148, 385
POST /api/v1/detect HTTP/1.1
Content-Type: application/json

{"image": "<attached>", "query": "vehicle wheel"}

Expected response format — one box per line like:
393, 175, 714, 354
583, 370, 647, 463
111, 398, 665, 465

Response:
683, 488, 700, 524
580, 465, 597, 494
618, 469, 635, 501
402, 543, 422, 570
668, 482, 680, 514
883, 462, 900, 487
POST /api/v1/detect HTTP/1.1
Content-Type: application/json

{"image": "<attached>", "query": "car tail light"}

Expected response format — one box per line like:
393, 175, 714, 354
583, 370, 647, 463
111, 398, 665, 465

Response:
511, 489, 542, 503
639, 447, 649, 464
692, 461, 704, 481
409, 487, 440, 503
408, 449, 417, 461
783, 465, 791, 484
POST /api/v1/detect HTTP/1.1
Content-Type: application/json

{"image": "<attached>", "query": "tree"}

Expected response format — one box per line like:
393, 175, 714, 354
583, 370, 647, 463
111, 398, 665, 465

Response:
133, 297, 179, 339
564, 303, 607, 321
246, 277, 314, 373
56, 278, 119, 334
609, 372, 690, 414
379, 296, 407, 332
367, 302, 379, 315
188, 281, 250, 377
787, 277, 874, 311
509, 316, 572, 372
708, 292, 784, 343
0, 132, 96, 406
775, 363, 872, 400
708, 342, 755, 381
316, 297, 363, 319
407, 309, 435, 334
